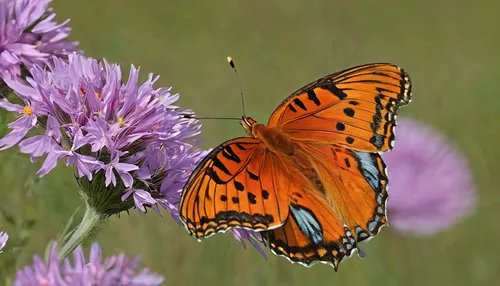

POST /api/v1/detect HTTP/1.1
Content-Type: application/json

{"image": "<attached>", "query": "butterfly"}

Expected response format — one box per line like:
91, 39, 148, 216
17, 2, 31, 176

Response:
179, 63, 412, 270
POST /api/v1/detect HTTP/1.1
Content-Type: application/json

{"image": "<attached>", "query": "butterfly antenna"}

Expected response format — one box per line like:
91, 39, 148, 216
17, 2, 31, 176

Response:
227, 56, 246, 117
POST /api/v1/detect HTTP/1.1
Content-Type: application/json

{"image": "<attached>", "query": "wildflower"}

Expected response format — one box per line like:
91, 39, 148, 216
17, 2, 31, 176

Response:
0, 0, 78, 78
383, 118, 477, 235
14, 242, 164, 286
0, 53, 262, 257
1, 53, 204, 215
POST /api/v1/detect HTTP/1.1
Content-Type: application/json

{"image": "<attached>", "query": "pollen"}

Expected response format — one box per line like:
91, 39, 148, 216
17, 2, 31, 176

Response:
118, 117, 124, 127
80, 86, 86, 97
22, 106, 33, 115
95, 92, 100, 99
152, 122, 160, 131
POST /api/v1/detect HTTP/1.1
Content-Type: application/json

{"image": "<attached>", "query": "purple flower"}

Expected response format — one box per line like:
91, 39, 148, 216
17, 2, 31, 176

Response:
0, 53, 205, 217
0, 0, 78, 78
0, 231, 8, 253
14, 242, 164, 286
231, 229, 267, 259
383, 118, 477, 235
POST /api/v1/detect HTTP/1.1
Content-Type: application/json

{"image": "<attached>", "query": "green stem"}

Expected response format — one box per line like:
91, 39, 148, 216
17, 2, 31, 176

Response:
58, 206, 103, 259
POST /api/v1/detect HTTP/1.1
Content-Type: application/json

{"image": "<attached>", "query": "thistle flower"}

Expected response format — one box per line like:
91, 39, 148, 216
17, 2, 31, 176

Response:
0, 0, 78, 78
383, 118, 477, 235
1, 53, 204, 216
14, 242, 164, 286
0, 53, 263, 257
0, 231, 8, 253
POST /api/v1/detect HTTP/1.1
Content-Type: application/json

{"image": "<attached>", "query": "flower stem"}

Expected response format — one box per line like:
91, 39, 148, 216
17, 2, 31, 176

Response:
58, 206, 103, 259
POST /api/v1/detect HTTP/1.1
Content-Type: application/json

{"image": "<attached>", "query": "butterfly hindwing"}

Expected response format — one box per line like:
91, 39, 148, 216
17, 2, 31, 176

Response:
268, 63, 412, 152
262, 188, 357, 271
179, 138, 290, 238
298, 142, 388, 242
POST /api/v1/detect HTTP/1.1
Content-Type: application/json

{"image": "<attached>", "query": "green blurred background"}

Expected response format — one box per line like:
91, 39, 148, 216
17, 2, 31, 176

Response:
0, 0, 498, 285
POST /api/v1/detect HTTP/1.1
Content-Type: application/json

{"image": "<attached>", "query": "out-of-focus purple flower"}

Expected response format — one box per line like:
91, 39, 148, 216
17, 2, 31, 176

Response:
0, 0, 78, 78
383, 118, 477, 235
0, 53, 205, 217
0, 231, 8, 253
14, 242, 164, 286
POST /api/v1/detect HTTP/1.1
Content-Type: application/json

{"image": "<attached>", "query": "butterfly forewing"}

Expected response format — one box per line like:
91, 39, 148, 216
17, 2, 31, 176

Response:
268, 63, 412, 152
179, 138, 290, 238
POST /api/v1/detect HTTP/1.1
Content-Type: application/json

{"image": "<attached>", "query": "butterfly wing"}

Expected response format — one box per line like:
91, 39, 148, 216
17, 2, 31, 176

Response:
261, 186, 357, 271
179, 137, 290, 239
298, 142, 388, 242
268, 63, 412, 152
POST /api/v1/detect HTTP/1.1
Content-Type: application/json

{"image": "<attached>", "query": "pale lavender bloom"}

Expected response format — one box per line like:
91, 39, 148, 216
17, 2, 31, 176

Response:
0, 231, 8, 252
0, 53, 262, 256
14, 242, 164, 286
0, 0, 78, 78
383, 118, 477, 235
0, 53, 203, 213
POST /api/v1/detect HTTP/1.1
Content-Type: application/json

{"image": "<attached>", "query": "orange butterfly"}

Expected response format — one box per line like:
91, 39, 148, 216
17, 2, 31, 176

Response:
179, 63, 412, 270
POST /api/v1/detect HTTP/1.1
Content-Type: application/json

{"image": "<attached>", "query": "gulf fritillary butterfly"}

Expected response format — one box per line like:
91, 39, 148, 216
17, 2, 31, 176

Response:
179, 63, 412, 270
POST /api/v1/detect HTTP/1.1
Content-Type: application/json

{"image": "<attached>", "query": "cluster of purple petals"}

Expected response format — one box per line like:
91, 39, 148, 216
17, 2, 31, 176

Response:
0, 0, 78, 78
14, 242, 165, 286
0, 53, 205, 215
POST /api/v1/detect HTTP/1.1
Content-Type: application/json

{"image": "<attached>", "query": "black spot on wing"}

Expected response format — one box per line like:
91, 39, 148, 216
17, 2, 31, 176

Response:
248, 192, 257, 204
232, 197, 239, 203
307, 90, 321, 106
322, 81, 347, 100
235, 143, 247, 150
212, 156, 231, 176
371, 94, 383, 132
345, 137, 355, 144
293, 98, 307, 111
262, 190, 269, 199
222, 146, 241, 163
220, 195, 227, 202
336, 122, 345, 131
234, 180, 244, 191
288, 104, 297, 113
344, 158, 351, 168
343, 108, 355, 117
206, 168, 224, 184
247, 170, 259, 180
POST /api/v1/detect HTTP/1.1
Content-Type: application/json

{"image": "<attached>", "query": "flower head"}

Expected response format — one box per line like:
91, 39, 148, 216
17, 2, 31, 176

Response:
383, 118, 477, 235
0, 231, 8, 253
1, 53, 205, 217
14, 242, 164, 286
0, 0, 78, 78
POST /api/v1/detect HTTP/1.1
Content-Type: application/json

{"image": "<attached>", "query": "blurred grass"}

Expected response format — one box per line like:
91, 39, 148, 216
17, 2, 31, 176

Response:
0, 0, 499, 285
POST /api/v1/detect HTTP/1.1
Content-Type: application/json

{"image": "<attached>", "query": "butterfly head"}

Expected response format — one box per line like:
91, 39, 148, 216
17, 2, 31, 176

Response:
240, 116, 257, 137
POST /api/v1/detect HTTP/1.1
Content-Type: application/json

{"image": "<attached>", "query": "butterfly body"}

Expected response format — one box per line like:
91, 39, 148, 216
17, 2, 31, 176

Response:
179, 63, 412, 270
